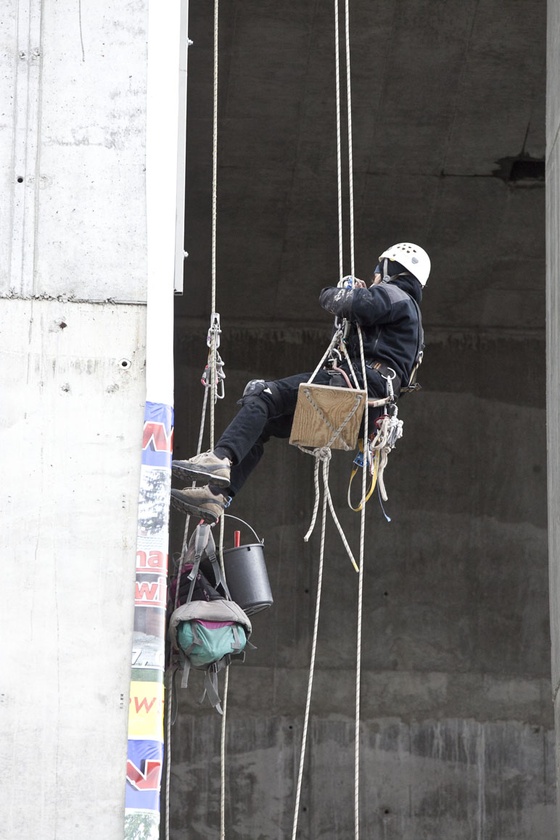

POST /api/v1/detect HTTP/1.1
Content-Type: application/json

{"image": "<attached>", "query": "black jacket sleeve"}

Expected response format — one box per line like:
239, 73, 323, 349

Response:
319, 286, 354, 318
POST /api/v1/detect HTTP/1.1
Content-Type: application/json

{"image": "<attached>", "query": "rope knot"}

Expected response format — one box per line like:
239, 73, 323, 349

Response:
312, 446, 332, 462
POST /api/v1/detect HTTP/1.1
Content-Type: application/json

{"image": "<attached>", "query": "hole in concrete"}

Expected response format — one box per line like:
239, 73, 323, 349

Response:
493, 154, 545, 183
17, 176, 23, 183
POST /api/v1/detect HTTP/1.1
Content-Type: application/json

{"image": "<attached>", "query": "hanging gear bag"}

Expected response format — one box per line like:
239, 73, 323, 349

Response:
168, 523, 252, 713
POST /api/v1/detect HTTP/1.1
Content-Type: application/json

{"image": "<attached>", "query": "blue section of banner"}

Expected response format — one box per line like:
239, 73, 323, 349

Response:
126, 739, 165, 811
142, 401, 174, 468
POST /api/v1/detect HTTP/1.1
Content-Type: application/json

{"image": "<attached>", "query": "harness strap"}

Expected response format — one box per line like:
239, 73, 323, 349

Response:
185, 523, 212, 602
201, 665, 224, 714
204, 530, 233, 600
179, 649, 192, 689
365, 360, 402, 395
347, 442, 380, 512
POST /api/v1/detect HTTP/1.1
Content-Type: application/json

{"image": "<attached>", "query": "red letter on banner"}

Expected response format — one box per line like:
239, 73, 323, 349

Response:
127, 759, 163, 790
142, 422, 173, 452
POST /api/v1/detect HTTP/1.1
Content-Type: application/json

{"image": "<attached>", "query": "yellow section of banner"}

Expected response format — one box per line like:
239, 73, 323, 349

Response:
128, 680, 165, 741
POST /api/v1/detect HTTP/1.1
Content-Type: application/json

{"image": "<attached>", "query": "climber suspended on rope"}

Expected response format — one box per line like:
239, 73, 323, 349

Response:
170, 241, 431, 524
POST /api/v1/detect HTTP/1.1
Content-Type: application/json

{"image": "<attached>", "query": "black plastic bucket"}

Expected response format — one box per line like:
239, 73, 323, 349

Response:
222, 519, 273, 615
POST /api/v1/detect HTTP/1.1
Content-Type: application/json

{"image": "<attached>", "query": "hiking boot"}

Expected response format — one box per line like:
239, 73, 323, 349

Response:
170, 487, 227, 524
172, 451, 231, 488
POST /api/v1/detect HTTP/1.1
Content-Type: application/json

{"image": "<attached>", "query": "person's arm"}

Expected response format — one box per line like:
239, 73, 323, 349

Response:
319, 284, 392, 324
319, 286, 354, 318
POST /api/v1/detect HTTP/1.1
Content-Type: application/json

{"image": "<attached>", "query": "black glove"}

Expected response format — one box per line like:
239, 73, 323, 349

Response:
319, 286, 353, 318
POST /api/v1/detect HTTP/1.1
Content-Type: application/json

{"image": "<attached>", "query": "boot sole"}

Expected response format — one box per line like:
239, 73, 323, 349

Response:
170, 490, 221, 524
171, 463, 230, 488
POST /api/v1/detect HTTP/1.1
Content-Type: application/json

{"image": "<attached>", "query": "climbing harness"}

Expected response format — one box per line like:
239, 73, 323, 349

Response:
346, 371, 404, 511
347, 403, 404, 511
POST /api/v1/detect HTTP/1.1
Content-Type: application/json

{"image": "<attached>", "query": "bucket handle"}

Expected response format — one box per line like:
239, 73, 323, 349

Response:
224, 513, 263, 545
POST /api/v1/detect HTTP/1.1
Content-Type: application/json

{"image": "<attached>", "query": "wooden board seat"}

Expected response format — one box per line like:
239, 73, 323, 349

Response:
289, 383, 366, 451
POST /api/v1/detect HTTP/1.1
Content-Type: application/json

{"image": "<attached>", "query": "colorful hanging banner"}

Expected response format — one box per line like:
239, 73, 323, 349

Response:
125, 400, 173, 840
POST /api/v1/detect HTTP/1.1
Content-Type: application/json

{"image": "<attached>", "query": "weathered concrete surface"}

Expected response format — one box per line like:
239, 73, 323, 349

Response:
0, 0, 553, 837
1, 1, 149, 837
169, 324, 551, 838
0, 299, 146, 839
0, 0, 148, 301
177, 0, 545, 331
167, 716, 554, 840
548, 0, 560, 835
168, 0, 552, 836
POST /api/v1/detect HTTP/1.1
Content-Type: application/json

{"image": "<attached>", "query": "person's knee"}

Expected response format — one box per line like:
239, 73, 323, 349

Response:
237, 379, 284, 414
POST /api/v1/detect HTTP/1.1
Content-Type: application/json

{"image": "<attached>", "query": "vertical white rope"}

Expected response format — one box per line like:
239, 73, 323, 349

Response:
210, 0, 219, 448
354, 516, 364, 840
291, 471, 328, 840
209, 338, 217, 450
197, 385, 210, 456
334, 0, 344, 280
170, 373, 210, 832
354, 329, 368, 840
344, 0, 356, 278
334, 2, 363, 836
342, 1, 362, 832
211, 0, 219, 317
164, 672, 174, 840
170, 5, 226, 835
218, 507, 230, 840
220, 666, 230, 840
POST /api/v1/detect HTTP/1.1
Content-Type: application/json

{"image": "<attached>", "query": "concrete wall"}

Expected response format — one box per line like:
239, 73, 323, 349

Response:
168, 322, 553, 838
165, 2, 554, 835
548, 0, 560, 835
0, 0, 554, 836
0, 1, 148, 837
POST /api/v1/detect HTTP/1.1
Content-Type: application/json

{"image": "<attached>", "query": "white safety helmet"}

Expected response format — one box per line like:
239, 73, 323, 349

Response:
377, 242, 431, 287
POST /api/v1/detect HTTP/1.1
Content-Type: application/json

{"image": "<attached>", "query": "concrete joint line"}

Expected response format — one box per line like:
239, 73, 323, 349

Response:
0, 292, 147, 306
10, 0, 43, 298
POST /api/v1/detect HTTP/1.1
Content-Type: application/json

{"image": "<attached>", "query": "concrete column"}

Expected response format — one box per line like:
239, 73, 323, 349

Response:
0, 1, 149, 837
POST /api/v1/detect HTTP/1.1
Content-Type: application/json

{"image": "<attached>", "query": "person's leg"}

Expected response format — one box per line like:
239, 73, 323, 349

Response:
170, 369, 340, 520
216, 373, 320, 458
225, 413, 293, 496
219, 370, 340, 493
171, 371, 334, 516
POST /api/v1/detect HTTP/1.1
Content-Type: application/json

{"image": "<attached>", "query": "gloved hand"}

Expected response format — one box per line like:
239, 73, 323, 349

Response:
319, 286, 353, 317
337, 275, 368, 289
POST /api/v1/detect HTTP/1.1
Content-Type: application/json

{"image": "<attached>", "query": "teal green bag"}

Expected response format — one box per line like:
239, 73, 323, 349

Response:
176, 618, 248, 669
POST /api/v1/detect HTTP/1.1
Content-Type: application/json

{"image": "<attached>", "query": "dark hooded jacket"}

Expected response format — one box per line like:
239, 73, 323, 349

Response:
319, 274, 423, 385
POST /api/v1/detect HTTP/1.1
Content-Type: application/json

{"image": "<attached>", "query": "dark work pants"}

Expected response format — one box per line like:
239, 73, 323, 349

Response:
216, 367, 388, 497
